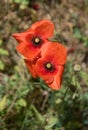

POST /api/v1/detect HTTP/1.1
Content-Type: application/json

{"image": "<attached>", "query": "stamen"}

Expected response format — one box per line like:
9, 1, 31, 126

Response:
34, 37, 40, 43
32, 36, 42, 46
44, 62, 55, 72
46, 63, 52, 69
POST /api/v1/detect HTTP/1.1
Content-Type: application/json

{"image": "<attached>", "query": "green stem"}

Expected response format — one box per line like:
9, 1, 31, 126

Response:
31, 104, 44, 123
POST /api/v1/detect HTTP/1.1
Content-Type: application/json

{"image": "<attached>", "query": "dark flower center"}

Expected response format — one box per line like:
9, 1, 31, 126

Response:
44, 62, 55, 72
32, 36, 42, 46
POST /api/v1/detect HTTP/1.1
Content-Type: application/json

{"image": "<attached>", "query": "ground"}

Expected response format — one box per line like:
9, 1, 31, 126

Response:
0, 0, 88, 130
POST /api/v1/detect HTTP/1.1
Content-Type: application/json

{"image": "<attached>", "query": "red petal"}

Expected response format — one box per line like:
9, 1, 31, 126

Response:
44, 77, 54, 84
24, 59, 38, 78
12, 31, 33, 43
47, 66, 64, 90
16, 41, 42, 61
31, 20, 54, 38
35, 56, 57, 79
41, 42, 67, 65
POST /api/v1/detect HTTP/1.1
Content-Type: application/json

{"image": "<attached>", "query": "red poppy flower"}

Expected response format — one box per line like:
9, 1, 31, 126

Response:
12, 20, 54, 61
35, 42, 67, 90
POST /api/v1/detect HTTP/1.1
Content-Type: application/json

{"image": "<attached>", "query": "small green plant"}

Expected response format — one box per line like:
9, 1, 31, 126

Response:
73, 27, 88, 46
0, 39, 9, 70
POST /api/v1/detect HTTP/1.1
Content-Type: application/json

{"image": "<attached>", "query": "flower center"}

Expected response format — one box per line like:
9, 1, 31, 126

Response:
44, 62, 55, 72
34, 37, 40, 43
32, 36, 42, 46
46, 63, 52, 69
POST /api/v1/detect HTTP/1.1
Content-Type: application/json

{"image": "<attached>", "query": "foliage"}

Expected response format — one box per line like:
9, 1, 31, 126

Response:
0, 60, 88, 129
13, 0, 30, 9
73, 27, 88, 47
0, 0, 88, 130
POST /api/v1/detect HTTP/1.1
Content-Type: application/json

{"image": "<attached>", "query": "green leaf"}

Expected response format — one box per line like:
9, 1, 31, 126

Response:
21, 0, 29, 5
14, 0, 29, 5
74, 28, 82, 39
0, 96, 7, 111
31, 105, 44, 122
82, 92, 88, 101
0, 39, 3, 46
0, 60, 4, 70
71, 76, 81, 92
17, 98, 27, 107
0, 48, 9, 55
14, 0, 21, 4
83, 36, 88, 46
45, 116, 58, 129
79, 71, 88, 85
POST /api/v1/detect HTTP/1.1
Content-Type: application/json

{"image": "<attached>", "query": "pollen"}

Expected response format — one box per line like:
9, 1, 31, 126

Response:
32, 36, 42, 46
34, 37, 40, 43
44, 62, 55, 72
46, 63, 52, 69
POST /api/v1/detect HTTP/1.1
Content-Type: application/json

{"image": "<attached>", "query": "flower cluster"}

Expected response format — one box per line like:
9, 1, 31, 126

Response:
12, 20, 67, 90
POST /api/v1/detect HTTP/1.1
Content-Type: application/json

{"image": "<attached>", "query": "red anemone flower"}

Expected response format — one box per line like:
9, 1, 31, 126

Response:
12, 20, 54, 61
35, 42, 67, 90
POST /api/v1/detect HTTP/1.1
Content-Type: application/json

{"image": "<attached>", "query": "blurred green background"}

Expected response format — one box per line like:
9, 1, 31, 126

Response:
0, 0, 88, 130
